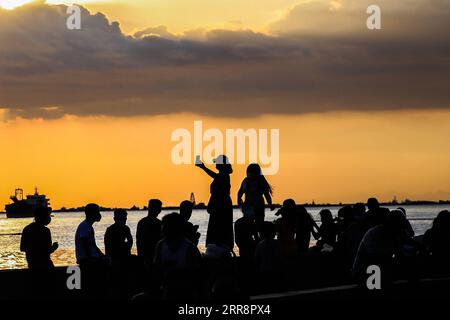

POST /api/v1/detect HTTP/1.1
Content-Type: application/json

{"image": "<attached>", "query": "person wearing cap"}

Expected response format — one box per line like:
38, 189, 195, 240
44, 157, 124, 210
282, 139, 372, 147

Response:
196, 155, 234, 250
20, 206, 58, 270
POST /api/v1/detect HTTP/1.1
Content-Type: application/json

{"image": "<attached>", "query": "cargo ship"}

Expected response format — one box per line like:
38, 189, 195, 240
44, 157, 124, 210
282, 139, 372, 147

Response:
5, 188, 50, 218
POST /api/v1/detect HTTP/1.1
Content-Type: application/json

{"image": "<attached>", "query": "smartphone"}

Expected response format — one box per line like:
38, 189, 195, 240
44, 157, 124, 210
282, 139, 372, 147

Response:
195, 155, 201, 164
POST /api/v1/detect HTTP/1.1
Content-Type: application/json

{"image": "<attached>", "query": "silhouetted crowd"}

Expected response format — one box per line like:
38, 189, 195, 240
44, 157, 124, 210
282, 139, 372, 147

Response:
19, 157, 450, 300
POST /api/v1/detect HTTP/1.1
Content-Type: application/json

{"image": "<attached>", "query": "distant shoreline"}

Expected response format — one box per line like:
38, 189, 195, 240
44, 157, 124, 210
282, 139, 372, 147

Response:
2, 200, 448, 214
1, 200, 449, 215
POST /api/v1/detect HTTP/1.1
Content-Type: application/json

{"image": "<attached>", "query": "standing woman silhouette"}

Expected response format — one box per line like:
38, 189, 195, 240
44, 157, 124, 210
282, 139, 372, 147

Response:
237, 163, 274, 237
196, 155, 234, 251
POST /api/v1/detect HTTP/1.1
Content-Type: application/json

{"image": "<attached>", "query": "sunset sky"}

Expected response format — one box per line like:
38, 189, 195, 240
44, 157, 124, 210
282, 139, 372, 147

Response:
0, 0, 449, 208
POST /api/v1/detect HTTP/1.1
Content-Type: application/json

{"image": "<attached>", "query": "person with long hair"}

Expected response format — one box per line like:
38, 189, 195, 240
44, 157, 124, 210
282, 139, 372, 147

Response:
237, 163, 274, 238
423, 210, 450, 276
296, 205, 319, 255
274, 199, 298, 259
196, 155, 234, 251
316, 209, 338, 250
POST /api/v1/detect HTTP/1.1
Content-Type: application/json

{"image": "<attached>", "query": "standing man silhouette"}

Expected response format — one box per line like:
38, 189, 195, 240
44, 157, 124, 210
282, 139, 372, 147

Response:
136, 199, 163, 264
21, 207, 58, 270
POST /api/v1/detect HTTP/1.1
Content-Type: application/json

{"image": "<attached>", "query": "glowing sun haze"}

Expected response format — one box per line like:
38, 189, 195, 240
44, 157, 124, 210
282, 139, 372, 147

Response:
0, 0, 300, 33
0, 0, 32, 9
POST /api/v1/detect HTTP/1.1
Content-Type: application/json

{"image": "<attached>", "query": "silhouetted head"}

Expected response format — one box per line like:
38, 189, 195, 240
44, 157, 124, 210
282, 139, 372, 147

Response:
275, 199, 296, 217
260, 221, 276, 240
246, 163, 262, 178
180, 200, 194, 221
114, 209, 128, 225
296, 205, 308, 216
85, 203, 101, 223
34, 207, 51, 226
432, 210, 450, 232
213, 155, 233, 174
367, 198, 380, 210
384, 210, 406, 237
338, 205, 353, 223
161, 212, 184, 241
148, 199, 162, 217
397, 207, 406, 216
374, 207, 390, 226
234, 217, 256, 257
352, 203, 366, 221
283, 199, 296, 211
319, 209, 334, 225
246, 163, 273, 195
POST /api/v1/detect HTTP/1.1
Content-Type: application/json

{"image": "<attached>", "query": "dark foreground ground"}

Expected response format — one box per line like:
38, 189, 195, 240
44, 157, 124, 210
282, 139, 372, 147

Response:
1, 258, 450, 302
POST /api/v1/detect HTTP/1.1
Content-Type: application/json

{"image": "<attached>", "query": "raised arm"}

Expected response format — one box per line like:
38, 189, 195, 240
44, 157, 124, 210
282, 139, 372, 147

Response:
237, 182, 244, 206
195, 161, 217, 179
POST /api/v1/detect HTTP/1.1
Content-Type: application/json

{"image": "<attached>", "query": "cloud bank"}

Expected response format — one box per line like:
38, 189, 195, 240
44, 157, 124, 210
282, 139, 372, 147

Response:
0, 0, 449, 119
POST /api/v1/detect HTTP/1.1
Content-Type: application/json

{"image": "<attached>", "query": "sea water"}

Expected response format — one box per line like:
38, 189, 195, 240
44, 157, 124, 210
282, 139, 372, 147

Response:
0, 205, 449, 270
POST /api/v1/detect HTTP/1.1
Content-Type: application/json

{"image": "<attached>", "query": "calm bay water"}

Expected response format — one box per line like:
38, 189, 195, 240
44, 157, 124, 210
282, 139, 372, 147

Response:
0, 205, 449, 270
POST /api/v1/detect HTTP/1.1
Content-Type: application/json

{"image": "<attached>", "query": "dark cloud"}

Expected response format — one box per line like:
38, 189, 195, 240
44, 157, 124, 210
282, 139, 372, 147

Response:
0, 0, 449, 119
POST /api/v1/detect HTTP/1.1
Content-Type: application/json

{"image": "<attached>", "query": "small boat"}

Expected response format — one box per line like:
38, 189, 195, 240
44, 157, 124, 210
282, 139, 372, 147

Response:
5, 188, 51, 218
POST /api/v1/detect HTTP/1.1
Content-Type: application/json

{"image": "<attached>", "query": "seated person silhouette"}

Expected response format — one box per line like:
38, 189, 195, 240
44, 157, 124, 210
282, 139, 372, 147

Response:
424, 210, 450, 276
254, 221, 283, 292
255, 221, 283, 274
235, 216, 257, 260
316, 209, 338, 252
179, 200, 200, 245
136, 199, 163, 264
20, 207, 58, 270
154, 213, 202, 299
295, 205, 319, 255
352, 210, 405, 285
366, 197, 389, 228
274, 199, 298, 259
154, 213, 201, 271
105, 209, 133, 265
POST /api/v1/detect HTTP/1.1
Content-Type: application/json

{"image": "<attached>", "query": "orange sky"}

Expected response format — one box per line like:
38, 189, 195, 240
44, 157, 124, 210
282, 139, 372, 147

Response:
0, 1, 449, 208
1, 110, 450, 208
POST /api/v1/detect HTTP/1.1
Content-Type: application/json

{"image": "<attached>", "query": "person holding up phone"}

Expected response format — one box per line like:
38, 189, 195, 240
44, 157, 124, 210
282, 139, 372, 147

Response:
196, 155, 234, 252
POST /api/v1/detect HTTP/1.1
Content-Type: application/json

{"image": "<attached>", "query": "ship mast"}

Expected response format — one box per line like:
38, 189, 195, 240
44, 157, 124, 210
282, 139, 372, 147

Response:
190, 192, 196, 206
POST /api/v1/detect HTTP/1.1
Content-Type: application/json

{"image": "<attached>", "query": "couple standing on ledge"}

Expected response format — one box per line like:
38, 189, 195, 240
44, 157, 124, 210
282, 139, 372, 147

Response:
196, 155, 274, 255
